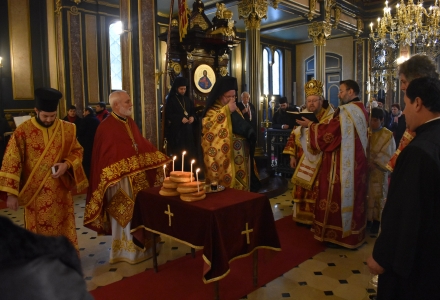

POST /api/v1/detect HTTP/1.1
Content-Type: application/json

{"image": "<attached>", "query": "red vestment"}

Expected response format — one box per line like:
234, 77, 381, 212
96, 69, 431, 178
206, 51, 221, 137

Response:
308, 101, 368, 248
84, 113, 170, 235
0, 118, 87, 249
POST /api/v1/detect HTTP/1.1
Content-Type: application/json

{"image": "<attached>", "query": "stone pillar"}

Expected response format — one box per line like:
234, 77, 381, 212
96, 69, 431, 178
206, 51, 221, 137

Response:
138, 0, 159, 145
308, 21, 331, 97
238, 0, 268, 153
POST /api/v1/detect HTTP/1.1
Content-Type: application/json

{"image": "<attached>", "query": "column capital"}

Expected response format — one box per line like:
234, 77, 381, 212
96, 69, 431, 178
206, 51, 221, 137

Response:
238, 0, 268, 30
308, 21, 332, 46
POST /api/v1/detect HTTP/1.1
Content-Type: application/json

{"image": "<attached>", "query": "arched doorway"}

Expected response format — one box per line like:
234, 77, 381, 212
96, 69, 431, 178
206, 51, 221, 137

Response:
305, 53, 342, 108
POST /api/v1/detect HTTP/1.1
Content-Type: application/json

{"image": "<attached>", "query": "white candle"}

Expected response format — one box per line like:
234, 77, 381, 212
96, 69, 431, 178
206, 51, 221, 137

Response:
181, 151, 186, 171
196, 168, 200, 192
190, 159, 195, 182
163, 164, 166, 179
173, 156, 176, 171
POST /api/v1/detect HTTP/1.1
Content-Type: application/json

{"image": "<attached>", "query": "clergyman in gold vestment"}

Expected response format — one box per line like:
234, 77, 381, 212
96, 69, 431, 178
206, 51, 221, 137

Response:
201, 76, 260, 192
0, 88, 88, 250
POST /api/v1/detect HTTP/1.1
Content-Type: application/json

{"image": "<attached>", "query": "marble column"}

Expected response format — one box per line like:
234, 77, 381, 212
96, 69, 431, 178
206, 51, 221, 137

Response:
308, 21, 331, 97
54, 1, 67, 116
238, 0, 268, 153
66, 6, 84, 115
138, 0, 159, 146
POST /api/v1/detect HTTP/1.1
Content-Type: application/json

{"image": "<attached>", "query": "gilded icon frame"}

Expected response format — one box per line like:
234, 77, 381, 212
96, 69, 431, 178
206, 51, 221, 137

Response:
194, 64, 216, 93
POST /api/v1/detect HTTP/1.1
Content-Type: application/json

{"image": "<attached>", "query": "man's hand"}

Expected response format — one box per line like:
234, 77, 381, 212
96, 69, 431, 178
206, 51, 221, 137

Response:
188, 116, 194, 124
281, 124, 290, 129
297, 117, 313, 128
290, 156, 297, 169
367, 255, 385, 275
51, 162, 68, 178
6, 194, 19, 211
228, 100, 237, 114
182, 117, 189, 124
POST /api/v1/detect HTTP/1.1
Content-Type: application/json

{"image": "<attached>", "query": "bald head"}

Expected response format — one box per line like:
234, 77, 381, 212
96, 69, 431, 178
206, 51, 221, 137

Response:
241, 92, 250, 105
109, 90, 133, 117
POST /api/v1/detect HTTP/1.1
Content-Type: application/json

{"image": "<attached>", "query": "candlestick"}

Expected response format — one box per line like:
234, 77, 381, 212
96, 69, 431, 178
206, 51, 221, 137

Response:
181, 151, 186, 171
173, 156, 176, 171
196, 168, 200, 192
190, 159, 195, 182
163, 164, 166, 179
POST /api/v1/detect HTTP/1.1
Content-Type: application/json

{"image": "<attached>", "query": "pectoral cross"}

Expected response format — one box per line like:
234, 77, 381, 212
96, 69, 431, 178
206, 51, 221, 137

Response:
241, 222, 254, 244
164, 204, 174, 226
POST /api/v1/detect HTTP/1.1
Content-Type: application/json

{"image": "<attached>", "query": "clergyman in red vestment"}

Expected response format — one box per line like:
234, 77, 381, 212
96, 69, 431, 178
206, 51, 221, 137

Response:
283, 79, 334, 226
0, 87, 88, 250
297, 80, 368, 249
84, 90, 170, 264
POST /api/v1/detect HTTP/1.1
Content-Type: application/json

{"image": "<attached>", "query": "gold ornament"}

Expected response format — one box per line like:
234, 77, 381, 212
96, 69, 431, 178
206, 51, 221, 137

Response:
304, 79, 324, 97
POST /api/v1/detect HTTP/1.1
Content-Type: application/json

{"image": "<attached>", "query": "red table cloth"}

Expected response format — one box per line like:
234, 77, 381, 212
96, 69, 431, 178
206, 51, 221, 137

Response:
131, 187, 281, 283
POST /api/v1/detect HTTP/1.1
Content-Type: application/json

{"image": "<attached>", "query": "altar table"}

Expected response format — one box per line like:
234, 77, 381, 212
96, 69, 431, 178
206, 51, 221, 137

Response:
131, 187, 281, 283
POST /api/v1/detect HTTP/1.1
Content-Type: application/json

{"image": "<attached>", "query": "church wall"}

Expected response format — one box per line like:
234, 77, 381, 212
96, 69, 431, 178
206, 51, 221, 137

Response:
0, 0, 48, 121
295, 36, 354, 106
0, 0, 119, 127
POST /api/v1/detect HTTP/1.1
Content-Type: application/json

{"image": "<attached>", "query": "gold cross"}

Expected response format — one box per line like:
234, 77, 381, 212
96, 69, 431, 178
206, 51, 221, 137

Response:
241, 222, 254, 244
164, 204, 174, 226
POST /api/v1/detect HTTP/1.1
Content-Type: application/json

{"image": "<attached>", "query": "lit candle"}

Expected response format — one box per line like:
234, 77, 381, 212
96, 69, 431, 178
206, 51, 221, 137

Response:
163, 164, 166, 179
370, 22, 373, 32
196, 168, 200, 192
172, 156, 176, 171
190, 159, 195, 182
181, 151, 186, 171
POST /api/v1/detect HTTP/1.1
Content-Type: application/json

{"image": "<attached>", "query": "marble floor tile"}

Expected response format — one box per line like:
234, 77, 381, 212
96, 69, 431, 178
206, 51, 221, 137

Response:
0, 182, 379, 299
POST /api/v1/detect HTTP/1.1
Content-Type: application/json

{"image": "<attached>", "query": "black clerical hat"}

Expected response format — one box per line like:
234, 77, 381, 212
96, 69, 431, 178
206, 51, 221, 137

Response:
202, 76, 238, 118
173, 77, 187, 88
35, 87, 62, 112
279, 96, 287, 104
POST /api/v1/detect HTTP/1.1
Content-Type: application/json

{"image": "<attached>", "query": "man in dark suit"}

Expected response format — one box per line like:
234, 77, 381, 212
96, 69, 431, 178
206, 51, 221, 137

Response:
272, 96, 298, 129
237, 91, 257, 133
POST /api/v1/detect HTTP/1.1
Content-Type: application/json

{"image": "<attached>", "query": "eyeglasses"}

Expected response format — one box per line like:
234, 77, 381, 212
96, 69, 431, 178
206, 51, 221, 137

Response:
306, 99, 320, 104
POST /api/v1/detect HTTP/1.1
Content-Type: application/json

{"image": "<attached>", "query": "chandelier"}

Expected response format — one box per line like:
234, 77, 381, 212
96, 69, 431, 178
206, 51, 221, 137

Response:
369, 0, 440, 46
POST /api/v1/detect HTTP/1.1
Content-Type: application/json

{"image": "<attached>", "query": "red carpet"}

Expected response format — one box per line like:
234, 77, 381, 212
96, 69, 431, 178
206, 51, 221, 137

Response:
91, 216, 326, 300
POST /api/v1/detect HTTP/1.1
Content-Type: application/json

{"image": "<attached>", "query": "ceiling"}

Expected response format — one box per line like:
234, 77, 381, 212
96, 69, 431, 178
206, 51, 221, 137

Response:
155, 0, 377, 44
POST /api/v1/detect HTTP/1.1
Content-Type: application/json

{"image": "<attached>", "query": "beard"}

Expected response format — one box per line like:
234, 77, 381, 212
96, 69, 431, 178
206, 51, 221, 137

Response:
36, 114, 55, 128
119, 107, 132, 117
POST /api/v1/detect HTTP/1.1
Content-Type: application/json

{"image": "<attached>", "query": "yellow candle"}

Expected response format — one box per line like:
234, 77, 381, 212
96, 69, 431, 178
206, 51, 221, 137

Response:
172, 156, 176, 171
190, 159, 195, 182
163, 164, 166, 179
181, 151, 186, 171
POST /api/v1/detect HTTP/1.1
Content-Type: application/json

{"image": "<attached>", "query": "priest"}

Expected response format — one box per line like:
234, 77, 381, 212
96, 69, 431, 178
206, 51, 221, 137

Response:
84, 90, 170, 264
164, 77, 196, 170
297, 79, 368, 249
201, 76, 261, 192
368, 77, 440, 299
0, 87, 88, 250
283, 79, 334, 226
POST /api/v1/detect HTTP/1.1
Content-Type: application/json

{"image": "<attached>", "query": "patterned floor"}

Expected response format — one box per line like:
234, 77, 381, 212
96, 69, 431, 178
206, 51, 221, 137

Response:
1, 183, 378, 300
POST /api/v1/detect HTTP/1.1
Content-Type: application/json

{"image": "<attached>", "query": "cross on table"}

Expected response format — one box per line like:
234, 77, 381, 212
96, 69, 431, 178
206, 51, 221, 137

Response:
164, 204, 174, 226
241, 222, 254, 244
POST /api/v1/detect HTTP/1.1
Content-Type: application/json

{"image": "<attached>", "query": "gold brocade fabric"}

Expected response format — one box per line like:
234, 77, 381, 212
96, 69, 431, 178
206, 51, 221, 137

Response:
201, 101, 250, 190
0, 118, 87, 249
282, 106, 334, 225
367, 127, 395, 222
107, 188, 134, 228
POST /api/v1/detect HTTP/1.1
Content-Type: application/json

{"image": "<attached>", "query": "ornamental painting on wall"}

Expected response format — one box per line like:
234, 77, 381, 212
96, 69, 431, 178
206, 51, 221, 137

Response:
194, 64, 216, 93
